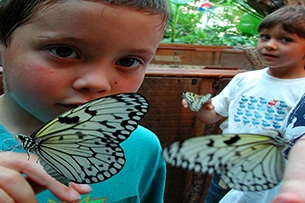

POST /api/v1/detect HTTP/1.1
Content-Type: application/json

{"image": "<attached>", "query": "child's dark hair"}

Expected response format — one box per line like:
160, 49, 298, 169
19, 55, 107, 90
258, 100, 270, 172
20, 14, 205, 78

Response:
258, 5, 305, 38
0, 0, 169, 46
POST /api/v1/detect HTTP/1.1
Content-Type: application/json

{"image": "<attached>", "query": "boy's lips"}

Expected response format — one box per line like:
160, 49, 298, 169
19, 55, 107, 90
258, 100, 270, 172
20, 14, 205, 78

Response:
261, 52, 278, 58
261, 53, 278, 61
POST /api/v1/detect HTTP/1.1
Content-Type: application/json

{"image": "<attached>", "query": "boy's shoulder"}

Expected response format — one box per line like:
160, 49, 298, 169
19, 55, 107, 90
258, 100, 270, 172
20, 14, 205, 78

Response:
129, 125, 161, 146
229, 68, 266, 85
235, 68, 266, 79
123, 125, 163, 156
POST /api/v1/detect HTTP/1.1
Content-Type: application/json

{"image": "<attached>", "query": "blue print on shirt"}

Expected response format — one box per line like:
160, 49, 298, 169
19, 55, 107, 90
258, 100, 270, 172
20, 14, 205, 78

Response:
234, 95, 289, 129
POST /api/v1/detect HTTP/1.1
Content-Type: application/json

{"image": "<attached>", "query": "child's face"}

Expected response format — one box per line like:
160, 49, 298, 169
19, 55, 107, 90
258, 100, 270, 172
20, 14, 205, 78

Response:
257, 24, 305, 73
0, 1, 164, 122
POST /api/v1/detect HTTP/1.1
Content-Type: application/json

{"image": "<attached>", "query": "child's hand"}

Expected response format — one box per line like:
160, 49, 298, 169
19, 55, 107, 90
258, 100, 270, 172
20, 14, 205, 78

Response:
0, 152, 91, 202
182, 98, 214, 111
182, 98, 190, 108
181, 92, 213, 112
181, 92, 221, 124
272, 136, 305, 203
201, 100, 214, 111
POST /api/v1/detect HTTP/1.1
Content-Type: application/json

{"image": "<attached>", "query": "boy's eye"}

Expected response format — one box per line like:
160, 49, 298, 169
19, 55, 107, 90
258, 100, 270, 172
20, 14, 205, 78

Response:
48, 46, 79, 59
281, 37, 293, 42
259, 34, 270, 40
116, 58, 141, 68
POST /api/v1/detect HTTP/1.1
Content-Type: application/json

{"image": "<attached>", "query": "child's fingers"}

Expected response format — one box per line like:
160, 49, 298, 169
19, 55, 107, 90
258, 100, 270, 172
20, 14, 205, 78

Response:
22, 156, 91, 200
203, 101, 214, 110
182, 99, 189, 108
0, 152, 91, 201
0, 188, 15, 203
0, 165, 37, 203
182, 98, 214, 111
273, 193, 303, 203
33, 179, 91, 200
273, 137, 305, 203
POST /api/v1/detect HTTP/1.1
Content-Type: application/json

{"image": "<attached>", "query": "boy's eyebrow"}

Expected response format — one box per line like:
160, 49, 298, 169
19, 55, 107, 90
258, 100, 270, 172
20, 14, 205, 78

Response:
36, 34, 84, 42
35, 34, 156, 54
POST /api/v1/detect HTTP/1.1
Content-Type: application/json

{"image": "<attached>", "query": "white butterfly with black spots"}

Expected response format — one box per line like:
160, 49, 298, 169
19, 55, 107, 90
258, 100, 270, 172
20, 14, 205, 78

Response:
182, 92, 213, 112
163, 131, 291, 191
16, 93, 149, 185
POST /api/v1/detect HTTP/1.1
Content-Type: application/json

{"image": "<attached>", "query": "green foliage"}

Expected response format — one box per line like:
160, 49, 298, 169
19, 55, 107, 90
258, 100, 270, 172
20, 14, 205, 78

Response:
163, 0, 263, 46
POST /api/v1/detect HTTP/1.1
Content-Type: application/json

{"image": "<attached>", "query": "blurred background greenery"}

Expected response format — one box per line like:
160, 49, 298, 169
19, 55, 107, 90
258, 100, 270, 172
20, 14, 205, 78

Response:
163, 0, 265, 46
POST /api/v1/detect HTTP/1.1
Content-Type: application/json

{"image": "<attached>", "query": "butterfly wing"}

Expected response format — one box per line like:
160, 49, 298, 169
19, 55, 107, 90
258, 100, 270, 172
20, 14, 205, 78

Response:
31, 93, 148, 185
163, 132, 290, 191
182, 92, 213, 112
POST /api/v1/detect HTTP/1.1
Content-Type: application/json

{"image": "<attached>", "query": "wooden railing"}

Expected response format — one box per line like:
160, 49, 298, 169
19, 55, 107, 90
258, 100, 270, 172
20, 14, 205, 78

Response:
151, 43, 260, 70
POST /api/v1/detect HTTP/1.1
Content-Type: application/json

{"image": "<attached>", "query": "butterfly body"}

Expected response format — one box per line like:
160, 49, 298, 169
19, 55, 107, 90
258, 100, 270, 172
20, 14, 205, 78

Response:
182, 92, 213, 112
163, 131, 291, 191
17, 134, 41, 154
16, 93, 149, 185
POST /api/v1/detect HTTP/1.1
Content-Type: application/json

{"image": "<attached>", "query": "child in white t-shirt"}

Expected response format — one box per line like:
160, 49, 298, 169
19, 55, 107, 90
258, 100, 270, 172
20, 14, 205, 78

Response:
182, 5, 305, 203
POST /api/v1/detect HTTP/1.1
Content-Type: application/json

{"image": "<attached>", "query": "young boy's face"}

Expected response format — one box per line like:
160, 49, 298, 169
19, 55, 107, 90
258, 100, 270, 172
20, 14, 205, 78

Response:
0, 1, 164, 122
257, 24, 305, 74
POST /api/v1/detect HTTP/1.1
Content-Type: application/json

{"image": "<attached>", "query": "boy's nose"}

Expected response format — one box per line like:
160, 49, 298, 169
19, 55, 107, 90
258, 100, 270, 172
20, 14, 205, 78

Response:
264, 39, 278, 50
72, 69, 111, 93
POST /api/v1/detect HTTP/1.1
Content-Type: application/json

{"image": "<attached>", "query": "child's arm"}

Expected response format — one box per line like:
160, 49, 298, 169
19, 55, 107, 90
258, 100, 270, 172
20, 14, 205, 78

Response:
0, 152, 91, 202
182, 99, 222, 124
272, 135, 305, 203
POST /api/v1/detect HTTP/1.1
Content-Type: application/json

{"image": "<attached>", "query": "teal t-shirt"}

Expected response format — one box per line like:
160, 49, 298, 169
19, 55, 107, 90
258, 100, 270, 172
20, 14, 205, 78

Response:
0, 125, 166, 203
